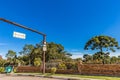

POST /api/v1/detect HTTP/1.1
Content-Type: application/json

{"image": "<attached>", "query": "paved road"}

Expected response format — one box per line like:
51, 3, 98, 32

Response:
0, 74, 102, 80
0, 74, 64, 80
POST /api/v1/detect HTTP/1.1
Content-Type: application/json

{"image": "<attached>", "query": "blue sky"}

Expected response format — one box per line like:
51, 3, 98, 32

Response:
0, 0, 120, 58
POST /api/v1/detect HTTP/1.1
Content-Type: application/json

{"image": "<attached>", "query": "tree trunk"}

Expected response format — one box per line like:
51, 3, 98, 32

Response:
100, 47, 105, 64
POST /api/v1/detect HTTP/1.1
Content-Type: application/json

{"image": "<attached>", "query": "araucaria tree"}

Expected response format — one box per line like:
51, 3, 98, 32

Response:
84, 35, 120, 64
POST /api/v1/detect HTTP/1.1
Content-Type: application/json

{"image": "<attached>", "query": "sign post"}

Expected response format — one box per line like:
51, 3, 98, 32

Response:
13, 31, 26, 39
0, 18, 47, 74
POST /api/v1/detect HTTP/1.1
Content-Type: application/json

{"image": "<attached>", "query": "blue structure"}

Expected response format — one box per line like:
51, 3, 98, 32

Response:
5, 66, 13, 73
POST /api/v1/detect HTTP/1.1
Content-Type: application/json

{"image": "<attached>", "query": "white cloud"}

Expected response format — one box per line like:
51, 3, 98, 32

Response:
109, 51, 120, 57
66, 49, 87, 59
66, 49, 120, 59
71, 53, 83, 59
0, 52, 6, 59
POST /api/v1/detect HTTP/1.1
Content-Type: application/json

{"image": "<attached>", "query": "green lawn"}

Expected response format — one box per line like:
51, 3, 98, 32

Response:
15, 73, 120, 80
53, 74, 120, 80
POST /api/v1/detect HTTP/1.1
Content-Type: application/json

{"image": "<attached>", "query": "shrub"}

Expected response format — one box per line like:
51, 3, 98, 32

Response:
0, 67, 5, 73
58, 63, 67, 70
65, 62, 77, 70
13, 68, 17, 73
51, 67, 57, 74
34, 58, 41, 67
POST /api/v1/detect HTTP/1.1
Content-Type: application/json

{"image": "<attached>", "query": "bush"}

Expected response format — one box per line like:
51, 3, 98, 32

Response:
34, 58, 41, 67
58, 63, 67, 70
0, 67, 5, 73
51, 67, 57, 74
65, 62, 77, 70
13, 68, 17, 73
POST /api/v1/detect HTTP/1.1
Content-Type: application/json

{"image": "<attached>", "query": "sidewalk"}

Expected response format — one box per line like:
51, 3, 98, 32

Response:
0, 74, 61, 80
8, 73, 103, 80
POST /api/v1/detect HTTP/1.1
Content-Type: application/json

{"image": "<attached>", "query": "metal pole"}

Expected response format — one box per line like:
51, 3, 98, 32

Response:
0, 18, 46, 36
0, 18, 47, 74
43, 35, 46, 74
43, 42, 45, 74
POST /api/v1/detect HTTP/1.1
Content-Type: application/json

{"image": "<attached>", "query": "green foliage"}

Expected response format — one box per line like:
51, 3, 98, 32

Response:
110, 56, 118, 64
84, 35, 119, 52
74, 58, 82, 62
51, 67, 57, 74
19, 44, 35, 65
5, 50, 18, 66
46, 42, 72, 62
5, 42, 72, 66
83, 54, 93, 63
58, 63, 67, 70
30, 47, 42, 65
13, 68, 17, 73
0, 59, 6, 67
6, 50, 16, 59
92, 52, 110, 64
19, 44, 34, 55
34, 58, 41, 67
84, 35, 120, 64
65, 62, 77, 70
82, 53, 120, 64
0, 67, 5, 73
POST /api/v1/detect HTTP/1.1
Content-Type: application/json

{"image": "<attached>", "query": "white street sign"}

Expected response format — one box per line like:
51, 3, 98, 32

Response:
43, 44, 47, 51
13, 31, 26, 39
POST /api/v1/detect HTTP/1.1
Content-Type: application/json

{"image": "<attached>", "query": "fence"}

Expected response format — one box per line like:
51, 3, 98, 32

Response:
78, 63, 120, 76
16, 63, 120, 76
16, 66, 78, 74
16, 66, 42, 73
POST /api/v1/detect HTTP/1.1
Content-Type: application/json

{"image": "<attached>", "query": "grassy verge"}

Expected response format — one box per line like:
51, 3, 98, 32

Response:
14, 73, 120, 80
53, 74, 120, 80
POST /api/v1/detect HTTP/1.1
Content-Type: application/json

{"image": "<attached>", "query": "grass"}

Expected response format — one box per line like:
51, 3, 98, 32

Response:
53, 74, 120, 80
14, 73, 120, 80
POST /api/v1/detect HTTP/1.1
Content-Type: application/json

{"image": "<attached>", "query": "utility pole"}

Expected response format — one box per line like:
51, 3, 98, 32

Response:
43, 35, 47, 74
0, 18, 47, 74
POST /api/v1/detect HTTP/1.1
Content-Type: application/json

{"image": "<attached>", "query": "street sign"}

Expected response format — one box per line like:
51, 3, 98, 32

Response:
43, 44, 47, 51
13, 31, 26, 39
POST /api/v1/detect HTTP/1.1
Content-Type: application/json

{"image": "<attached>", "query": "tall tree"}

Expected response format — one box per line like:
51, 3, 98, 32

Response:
110, 56, 118, 64
19, 44, 34, 65
30, 44, 42, 65
18, 42, 72, 66
84, 35, 120, 64
19, 44, 34, 55
6, 50, 16, 59
46, 42, 72, 62
6, 50, 16, 66
93, 52, 110, 64
83, 54, 93, 63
